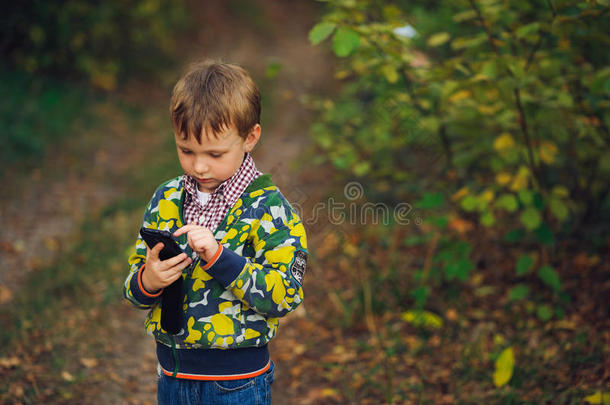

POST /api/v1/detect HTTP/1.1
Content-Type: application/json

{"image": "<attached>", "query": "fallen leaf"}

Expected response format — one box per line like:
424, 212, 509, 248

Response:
321, 388, 339, 398
428, 335, 441, 347
13, 239, 25, 254
493, 346, 514, 387
43, 236, 60, 252
448, 216, 474, 234
62, 371, 75, 382
584, 391, 610, 404
401, 310, 443, 329
0, 285, 14, 304
9, 384, 24, 398
0, 357, 20, 368
80, 357, 99, 368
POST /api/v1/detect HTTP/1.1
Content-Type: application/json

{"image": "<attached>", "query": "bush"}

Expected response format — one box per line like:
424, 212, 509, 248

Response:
309, 0, 609, 247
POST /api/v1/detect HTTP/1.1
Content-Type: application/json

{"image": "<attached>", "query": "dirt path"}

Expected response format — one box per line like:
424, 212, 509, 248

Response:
1, 2, 333, 403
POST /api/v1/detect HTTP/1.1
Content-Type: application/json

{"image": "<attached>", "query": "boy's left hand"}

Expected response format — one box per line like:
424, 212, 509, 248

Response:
174, 224, 220, 263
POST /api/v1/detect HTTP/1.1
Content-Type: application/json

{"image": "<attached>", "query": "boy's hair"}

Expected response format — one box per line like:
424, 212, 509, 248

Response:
170, 60, 261, 141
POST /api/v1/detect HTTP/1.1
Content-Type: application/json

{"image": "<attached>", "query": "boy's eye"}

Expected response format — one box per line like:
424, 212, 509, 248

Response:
180, 149, 192, 155
210, 153, 223, 158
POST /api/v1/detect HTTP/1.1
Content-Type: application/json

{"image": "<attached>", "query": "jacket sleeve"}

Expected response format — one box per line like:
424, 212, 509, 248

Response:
205, 203, 307, 318
123, 192, 164, 309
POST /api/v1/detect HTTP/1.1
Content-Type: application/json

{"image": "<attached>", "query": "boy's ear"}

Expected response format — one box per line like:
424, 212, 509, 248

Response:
244, 124, 261, 152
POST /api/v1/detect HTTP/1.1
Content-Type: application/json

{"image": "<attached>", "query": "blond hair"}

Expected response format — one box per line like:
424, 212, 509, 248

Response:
170, 60, 261, 141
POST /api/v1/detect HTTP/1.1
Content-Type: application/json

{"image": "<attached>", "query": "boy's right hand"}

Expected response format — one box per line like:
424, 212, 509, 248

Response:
141, 242, 192, 293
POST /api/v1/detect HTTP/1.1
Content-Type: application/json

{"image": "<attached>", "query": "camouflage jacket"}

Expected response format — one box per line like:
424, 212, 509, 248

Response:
123, 174, 307, 350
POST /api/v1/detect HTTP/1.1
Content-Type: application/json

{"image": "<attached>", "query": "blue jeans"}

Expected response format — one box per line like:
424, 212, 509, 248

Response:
157, 362, 274, 405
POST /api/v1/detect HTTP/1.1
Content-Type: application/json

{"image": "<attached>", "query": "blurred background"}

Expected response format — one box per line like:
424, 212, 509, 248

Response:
0, 0, 608, 403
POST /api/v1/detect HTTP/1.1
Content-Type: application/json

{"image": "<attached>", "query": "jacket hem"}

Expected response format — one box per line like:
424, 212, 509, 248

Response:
156, 342, 269, 380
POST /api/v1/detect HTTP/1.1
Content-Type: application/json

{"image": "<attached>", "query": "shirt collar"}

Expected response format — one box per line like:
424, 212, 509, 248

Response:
183, 152, 259, 206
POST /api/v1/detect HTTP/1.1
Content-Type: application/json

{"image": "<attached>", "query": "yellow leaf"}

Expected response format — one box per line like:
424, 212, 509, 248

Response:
584, 391, 610, 404
510, 166, 530, 191
480, 189, 495, 203
428, 32, 450, 47
401, 310, 443, 329
539, 141, 558, 164
451, 187, 469, 202
496, 172, 512, 186
381, 65, 399, 83
477, 104, 496, 114
494, 133, 515, 151
448, 89, 471, 103
321, 388, 339, 398
552, 185, 569, 198
334, 70, 350, 79
471, 73, 490, 82
493, 346, 514, 387
344, 243, 358, 258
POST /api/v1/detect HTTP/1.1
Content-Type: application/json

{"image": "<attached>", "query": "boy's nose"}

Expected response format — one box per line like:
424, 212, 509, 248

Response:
194, 158, 209, 174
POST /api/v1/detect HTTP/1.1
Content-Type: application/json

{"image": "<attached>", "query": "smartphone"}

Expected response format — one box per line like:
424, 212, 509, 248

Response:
138, 227, 185, 335
139, 227, 184, 260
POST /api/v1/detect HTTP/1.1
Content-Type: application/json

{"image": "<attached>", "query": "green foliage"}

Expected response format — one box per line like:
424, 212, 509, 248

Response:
308, 0, 608, 322
515, 254, 534, 276
333, 27, 361, 57
0, 68, 92, 164
536, 304, 554, 321
1, 0, 189, 88
508, 284, 530, 301
416, 192, 444, 209
309, 22, 337, 45
537, 264, 561, 293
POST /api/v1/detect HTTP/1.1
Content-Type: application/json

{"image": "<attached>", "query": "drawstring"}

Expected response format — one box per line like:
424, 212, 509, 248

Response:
170, 335, 179, 378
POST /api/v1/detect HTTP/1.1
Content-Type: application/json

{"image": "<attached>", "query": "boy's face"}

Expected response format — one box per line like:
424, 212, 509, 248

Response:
175, 124, 261, 193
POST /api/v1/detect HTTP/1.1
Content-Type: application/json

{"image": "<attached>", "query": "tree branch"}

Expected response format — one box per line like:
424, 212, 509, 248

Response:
468, 0, 498, 54
514, 87, 544, 189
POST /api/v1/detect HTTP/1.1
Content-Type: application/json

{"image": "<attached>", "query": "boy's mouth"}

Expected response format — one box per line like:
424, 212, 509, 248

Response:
195, 177, 213, 183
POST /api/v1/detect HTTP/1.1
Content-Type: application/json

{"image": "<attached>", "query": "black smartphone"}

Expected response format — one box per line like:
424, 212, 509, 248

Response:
139, 227, 184, 260
138, 227, 185, 335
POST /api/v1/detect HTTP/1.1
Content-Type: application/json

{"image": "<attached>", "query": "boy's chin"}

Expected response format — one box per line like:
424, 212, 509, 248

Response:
197, 182, 218, 192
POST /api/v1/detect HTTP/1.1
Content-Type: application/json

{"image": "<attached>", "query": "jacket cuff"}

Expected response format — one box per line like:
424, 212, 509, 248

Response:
130, 264, 163, 305
205, 246, 247, 289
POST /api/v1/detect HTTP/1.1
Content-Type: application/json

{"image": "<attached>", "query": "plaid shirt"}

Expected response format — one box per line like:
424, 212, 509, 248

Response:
182, 153, 261, 231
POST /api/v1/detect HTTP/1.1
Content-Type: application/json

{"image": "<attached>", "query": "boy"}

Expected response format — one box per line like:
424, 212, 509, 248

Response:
123, 61, 307, 405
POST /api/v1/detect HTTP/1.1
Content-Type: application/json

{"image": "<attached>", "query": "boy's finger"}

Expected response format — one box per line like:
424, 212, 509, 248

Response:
165, 268, 185, 284
150, 242, 165, 259
161, 253, 190, 268
173, 224, 199, 237
164, 259, 191, 281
